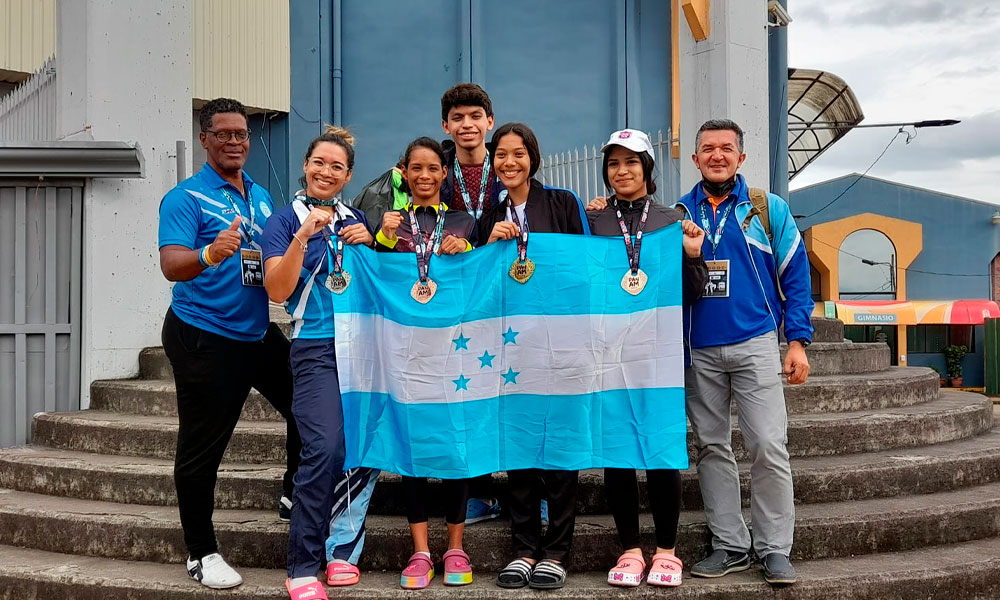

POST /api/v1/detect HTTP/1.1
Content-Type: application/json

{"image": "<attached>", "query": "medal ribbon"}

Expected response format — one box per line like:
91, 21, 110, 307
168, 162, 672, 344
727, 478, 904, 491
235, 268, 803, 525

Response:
407, 203, 447, 283
612, 197, 650, 275
453, 152, 491, 219
308, 200, 346, 277
502, 190, 529, 261
221, 186, 257, 246
699, 198, 735, 258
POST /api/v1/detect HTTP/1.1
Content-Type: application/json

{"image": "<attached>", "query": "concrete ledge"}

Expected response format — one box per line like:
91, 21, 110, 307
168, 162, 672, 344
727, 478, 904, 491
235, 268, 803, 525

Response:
1, 538, 999, 600
93, 366, 940, 421
48, 392, 995, 463
2, 483, 1000, 569
5, 428, 1000, 513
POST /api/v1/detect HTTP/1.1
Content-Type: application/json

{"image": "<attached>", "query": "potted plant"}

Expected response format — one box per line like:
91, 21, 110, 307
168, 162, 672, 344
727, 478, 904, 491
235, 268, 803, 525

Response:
930, 365, 947, 387
944, 345, 968, 387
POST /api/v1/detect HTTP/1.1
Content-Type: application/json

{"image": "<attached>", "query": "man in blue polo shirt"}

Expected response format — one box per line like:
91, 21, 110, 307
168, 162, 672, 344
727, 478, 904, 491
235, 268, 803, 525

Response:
158, 97, 301, 590
676, 119, 813, 586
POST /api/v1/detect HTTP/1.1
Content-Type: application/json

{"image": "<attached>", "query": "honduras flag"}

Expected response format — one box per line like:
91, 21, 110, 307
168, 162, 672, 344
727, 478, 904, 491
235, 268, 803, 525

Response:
333, 226, 687, 478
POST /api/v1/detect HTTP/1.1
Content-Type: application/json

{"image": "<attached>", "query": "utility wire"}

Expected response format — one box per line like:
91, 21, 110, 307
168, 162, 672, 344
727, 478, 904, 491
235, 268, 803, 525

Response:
810, 236, 987, 278
799, 129, 905, 219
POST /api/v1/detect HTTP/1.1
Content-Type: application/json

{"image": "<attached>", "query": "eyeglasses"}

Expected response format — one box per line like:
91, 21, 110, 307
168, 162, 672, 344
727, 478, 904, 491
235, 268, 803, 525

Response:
203, 129, 251, 143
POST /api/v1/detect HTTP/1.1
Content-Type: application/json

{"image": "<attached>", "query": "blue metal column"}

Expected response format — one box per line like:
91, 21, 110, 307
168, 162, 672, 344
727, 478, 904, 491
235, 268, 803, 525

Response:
288, 0, 334, 194
768, 0, 789, 200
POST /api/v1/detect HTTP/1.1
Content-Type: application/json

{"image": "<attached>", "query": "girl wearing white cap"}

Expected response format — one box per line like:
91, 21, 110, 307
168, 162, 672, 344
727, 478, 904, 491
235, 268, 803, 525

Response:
587, 128, 707, 588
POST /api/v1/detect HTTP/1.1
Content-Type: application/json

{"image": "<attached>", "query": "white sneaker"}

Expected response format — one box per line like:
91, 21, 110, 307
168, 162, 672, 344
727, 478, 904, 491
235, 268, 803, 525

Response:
187, 553, 243, 589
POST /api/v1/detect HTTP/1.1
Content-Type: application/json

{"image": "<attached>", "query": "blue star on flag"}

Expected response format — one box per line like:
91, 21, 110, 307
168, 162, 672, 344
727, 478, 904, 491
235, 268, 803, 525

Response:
478, 350, 496, 368
453, 374, 471, 391
502, 367, 520, 385
452, 333, 470, 351
502, 327, 519, 345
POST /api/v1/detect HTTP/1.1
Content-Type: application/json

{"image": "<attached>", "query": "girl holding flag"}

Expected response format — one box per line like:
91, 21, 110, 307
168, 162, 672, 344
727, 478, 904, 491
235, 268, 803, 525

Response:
375, 136, 477, 590
479, 122, 588, 591
261, 126, 375, 600
587, 128, 708, 588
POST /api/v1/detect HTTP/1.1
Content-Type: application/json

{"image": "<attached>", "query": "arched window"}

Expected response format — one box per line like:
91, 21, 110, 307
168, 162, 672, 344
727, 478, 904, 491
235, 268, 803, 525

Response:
839, 229, 896, 300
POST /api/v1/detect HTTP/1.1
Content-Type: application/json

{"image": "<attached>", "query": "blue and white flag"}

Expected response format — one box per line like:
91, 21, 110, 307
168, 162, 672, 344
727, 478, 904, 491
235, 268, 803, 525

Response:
333, 226, 687, 478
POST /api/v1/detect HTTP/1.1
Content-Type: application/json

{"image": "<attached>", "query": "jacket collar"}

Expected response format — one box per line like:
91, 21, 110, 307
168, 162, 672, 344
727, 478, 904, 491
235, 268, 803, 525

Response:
200, 162, 255, 191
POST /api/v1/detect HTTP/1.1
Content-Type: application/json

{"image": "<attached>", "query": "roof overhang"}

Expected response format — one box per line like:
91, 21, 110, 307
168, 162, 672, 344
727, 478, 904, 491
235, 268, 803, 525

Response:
787, 68, 864, 180
0, 141, 144, 178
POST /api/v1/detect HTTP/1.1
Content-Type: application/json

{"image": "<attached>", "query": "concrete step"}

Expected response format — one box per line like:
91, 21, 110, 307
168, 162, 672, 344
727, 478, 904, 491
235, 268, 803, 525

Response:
2, 482, 1000, 569
782, 367, 939, 414
779, 341, 889, 375
92, 367, 938, 423
39, 391, 993, 463
3, 537, 1000, 600
137, 340, 893, 383
807, 316, 843, 343
6, 428, 1000, 512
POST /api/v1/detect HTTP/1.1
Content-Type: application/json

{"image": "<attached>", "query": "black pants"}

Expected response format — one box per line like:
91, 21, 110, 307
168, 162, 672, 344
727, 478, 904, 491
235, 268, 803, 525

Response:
402, 476, 470, 525
162, 308, 301, 559
605, 468, 681, 550
508, 469, 578, 562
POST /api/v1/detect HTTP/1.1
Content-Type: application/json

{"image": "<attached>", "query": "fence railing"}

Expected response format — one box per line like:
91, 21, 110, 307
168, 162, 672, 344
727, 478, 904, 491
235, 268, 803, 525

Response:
0, 57, 57, 142
538, 129, 681, 204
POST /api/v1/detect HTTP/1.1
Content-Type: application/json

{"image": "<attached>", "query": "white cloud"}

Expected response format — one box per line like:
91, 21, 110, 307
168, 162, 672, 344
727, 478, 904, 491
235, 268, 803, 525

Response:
788, 0, 1000, 201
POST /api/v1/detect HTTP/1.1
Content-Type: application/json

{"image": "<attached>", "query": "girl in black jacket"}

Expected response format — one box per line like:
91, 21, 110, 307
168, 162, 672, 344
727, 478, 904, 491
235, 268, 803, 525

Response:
587, 128, 707, 588
483, 122, 586, 591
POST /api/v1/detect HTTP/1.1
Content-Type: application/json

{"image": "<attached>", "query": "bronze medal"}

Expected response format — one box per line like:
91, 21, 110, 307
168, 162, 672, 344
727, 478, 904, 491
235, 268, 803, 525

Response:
410, 278, 438, 304
621, 269, 648, 295
326, 271, 351, 294
508, 258, 535, 284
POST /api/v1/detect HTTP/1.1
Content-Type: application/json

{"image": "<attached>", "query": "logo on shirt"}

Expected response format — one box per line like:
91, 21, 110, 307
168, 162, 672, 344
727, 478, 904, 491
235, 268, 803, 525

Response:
259, 201, 272, 218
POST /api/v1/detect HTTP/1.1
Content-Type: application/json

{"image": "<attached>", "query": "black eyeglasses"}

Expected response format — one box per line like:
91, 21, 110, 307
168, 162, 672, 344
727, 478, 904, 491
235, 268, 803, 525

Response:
203, 129, 251, 143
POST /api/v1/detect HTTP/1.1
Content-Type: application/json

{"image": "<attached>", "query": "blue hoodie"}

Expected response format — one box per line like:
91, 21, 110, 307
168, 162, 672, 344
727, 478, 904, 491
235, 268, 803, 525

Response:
674, 175, 814, 349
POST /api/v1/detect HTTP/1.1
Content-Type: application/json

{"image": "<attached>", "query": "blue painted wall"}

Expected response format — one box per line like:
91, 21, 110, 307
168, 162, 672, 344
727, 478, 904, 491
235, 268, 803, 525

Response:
792, 174, 1000, 386
791, 174, 1000, 299
282, 0, 671, 201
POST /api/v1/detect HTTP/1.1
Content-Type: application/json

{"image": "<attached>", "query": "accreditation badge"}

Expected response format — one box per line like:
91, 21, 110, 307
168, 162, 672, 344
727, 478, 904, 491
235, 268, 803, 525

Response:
704, 259, 730, 298
240, 249, 264, 287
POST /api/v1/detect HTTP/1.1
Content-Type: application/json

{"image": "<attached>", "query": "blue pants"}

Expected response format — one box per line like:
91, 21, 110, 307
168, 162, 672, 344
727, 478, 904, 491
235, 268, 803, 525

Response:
325, 467, 380, 565
287, 338, 346, 578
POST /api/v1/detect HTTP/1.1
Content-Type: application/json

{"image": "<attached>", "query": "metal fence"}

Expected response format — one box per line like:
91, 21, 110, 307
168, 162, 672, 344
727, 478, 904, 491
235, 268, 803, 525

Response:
0, 180, 82, 447
0, 57, 57, 142
537, 129, 681, 204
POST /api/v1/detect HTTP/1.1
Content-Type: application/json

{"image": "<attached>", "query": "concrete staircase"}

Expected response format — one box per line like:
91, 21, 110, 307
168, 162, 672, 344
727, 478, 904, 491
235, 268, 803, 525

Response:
2, 317, 1000, 599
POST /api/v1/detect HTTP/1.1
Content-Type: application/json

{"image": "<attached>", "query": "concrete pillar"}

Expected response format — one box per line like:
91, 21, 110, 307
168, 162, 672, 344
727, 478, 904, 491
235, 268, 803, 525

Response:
768, 0, 789, 199
57, 0, 192, 406
678, 0, 770, 193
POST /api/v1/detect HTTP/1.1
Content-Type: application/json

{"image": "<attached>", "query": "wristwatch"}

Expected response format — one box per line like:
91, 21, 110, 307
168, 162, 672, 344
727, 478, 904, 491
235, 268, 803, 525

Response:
791, 338, 811, 348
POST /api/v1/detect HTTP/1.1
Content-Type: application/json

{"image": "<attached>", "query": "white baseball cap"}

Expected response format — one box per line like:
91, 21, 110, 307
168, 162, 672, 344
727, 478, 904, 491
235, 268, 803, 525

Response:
601, 129, 655, 160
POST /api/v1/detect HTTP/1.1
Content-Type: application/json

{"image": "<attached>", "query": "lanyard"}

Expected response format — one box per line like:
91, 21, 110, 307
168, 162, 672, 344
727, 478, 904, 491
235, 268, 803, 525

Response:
612, 197, 650, 274
407, 204, 447, 283
221, 186, 256, 245
502, 190, 529, 261
319, 228, 344, 276
699, 197, 734, 258
453, 152, 491, 219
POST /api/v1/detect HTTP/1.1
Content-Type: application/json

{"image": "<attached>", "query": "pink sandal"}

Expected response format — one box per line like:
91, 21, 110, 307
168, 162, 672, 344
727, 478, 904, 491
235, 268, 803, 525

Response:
325, 559, 360, 586
443, 548, 473, 586
647, 553, 683, 587
285, 579, 328, 600
607, 552, 645, 587
400, 553, 435, 589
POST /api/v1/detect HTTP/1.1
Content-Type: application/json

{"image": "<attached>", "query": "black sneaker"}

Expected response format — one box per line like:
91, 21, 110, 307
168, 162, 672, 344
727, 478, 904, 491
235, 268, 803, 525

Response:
690, 549, 751, 578
761, 553, 797, 585
278, 496, 292, 523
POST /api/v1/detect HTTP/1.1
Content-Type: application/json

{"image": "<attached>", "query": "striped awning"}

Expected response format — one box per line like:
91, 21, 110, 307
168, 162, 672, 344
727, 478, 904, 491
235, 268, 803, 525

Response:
816, 300, 1000, 325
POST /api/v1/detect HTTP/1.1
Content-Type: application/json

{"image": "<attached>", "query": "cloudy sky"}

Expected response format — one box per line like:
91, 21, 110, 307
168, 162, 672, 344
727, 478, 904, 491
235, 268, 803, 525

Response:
787, 0, 1000, 202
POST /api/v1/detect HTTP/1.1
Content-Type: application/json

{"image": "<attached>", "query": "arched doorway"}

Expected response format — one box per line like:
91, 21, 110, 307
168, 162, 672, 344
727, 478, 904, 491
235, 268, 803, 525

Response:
840, 229, 898, 363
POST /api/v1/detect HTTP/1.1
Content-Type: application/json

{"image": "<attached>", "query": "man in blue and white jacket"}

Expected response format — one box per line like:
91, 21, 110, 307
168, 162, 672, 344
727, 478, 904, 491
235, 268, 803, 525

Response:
675, 119, 813, 586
